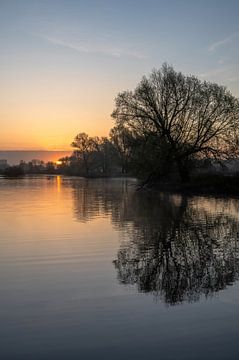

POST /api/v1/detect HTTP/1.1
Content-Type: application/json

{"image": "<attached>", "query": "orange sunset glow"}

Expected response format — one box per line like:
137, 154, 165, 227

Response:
1, 1, 239, 359
1, 1, 238, 151
0, 80, 114, 150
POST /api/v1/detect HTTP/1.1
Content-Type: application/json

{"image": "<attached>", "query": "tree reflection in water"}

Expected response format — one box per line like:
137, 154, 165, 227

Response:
71, 179, 239, 305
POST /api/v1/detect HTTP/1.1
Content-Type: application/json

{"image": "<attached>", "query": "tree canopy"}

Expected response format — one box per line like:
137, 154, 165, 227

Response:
112, 64, 239, 181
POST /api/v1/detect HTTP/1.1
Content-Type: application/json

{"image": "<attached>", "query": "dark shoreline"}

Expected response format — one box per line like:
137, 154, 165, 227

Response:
139, 174, 239, 197
1, 172, 239, 197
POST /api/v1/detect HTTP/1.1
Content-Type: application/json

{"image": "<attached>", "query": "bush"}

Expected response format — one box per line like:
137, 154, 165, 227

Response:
4, 166, 25, 177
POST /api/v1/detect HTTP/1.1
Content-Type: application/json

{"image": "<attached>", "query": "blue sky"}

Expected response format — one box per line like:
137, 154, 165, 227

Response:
0, 0, 239, 149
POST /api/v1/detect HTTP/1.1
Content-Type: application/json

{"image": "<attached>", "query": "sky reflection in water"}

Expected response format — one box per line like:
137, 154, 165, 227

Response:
1, 176, 239, 359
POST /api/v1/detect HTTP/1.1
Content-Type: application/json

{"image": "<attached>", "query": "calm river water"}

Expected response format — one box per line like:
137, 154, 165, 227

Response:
1, 176, 239, 359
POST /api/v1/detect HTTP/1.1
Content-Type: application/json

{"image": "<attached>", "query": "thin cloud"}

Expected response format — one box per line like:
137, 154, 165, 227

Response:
199, 64, 239, 84
43, 36, 90, 53
208, 32, 239, 52
41, 34, 146, 59
200, 67, 228, 78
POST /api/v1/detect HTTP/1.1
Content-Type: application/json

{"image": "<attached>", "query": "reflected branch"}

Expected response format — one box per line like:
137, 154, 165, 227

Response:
71, 179, 239, 305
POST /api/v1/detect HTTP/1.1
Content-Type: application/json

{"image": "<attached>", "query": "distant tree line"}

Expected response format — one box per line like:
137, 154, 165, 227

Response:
0, 135, 129, 177
2, 64, 239, 183
0, 159, 59, 177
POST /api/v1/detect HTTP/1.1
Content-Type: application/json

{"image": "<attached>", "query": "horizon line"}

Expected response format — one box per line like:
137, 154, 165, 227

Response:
0, 149, 72, 152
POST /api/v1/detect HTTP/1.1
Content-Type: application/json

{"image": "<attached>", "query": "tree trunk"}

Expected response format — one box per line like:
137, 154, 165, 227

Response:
83, 155, 89, 176
177, 159, 190, 183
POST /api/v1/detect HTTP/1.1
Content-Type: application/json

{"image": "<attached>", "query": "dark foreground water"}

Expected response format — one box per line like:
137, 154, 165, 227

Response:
1, 176, 239, 359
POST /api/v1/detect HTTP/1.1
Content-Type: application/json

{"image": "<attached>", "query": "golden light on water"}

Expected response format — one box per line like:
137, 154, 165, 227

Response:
56, 175, 62, 193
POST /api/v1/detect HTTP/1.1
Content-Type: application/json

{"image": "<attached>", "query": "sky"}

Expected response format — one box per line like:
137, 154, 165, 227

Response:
0, 0, 239, 150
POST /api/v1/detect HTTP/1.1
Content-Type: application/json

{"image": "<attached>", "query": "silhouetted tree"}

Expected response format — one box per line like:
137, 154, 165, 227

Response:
93, 137, 117, 174
4, 165, 24, 177
110, 124, 134, 173
71, 132, 97, 175
46, 161, 56, 174
112, 63, 239, 182
70, 133, 121, 176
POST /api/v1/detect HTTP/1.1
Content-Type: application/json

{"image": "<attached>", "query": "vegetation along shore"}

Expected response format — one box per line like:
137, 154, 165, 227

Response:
1, 64, 239, 195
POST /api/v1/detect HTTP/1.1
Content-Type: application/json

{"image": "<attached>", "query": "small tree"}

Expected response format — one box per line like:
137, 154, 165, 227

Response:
110, 124, 134, 173
92, 137, 116, 174
112, 64, 239, 181
71, 132, 96, 175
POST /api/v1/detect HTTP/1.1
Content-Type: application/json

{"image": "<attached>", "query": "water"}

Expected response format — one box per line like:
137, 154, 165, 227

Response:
1, 176, 239, 359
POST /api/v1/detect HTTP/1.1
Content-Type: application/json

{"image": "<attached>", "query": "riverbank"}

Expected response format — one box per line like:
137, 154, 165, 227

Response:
140, 174, 239, 196
1, 170, 239, 196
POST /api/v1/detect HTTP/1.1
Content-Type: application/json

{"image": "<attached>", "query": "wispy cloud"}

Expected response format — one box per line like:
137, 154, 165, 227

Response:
199, 64, 239, 83
41, 34, 146, 59
200, 67, 228, 78
208, 31, 239, 52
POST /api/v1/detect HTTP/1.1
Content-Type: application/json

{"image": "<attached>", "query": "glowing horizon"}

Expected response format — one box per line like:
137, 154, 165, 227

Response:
1, 0, 239, 150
